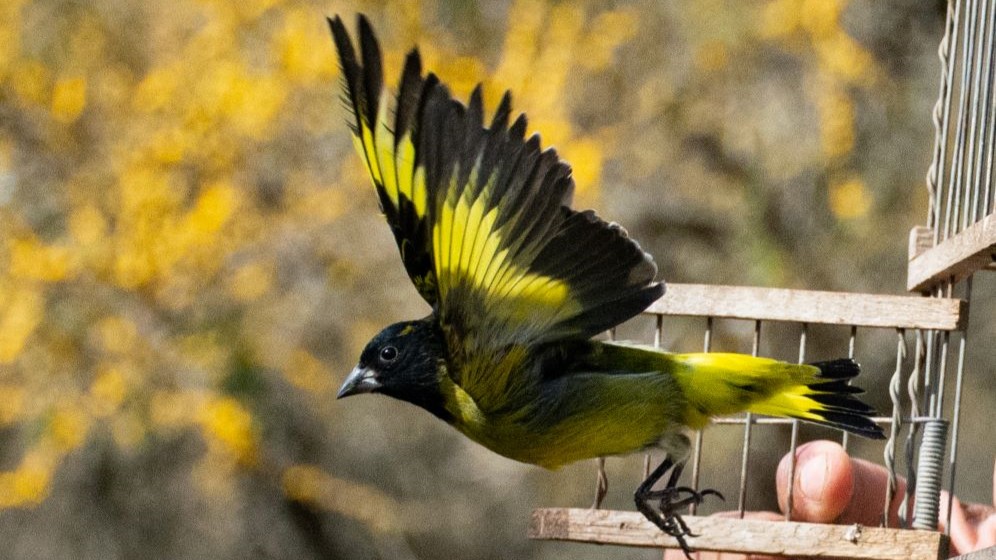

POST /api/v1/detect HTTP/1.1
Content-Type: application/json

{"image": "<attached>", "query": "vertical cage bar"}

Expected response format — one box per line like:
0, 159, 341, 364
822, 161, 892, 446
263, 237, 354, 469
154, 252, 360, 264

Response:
964, 0, 989, 229
784, 324, 807, 521
946, 0, 977, 240
592, 327, 618, 509
901, 330, 927, 527
935, 281, 955, 417
648, 316, 664, 480
842, 325, 858, 451
737, 320, 761, 517
946, 279, 972, 532
689, 316, 713, 515
970, 0, 995, 221
932, 0, 962, 236
883, 329, 907, 527
982, 0, 996, 215
736, 320, 761, 517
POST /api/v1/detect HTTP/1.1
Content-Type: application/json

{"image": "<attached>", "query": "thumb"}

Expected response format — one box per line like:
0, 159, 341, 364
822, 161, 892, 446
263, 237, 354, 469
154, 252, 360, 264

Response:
776, 440, 854, 523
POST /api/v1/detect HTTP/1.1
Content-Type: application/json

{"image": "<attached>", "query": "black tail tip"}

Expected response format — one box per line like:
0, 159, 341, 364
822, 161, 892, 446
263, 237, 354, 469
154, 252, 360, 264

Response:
811, 358, 861, 380
807, 358, 886, 440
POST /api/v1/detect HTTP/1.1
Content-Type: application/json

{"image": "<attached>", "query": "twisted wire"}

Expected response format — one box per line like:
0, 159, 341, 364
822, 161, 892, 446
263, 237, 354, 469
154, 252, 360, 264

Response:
929, 0, 961, 236
883, 329, 907, 527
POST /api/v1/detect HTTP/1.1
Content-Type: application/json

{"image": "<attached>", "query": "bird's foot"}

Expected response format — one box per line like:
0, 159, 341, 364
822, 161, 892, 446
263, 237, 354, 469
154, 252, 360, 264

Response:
634, 455, 723, 560
636, 485, 724, 558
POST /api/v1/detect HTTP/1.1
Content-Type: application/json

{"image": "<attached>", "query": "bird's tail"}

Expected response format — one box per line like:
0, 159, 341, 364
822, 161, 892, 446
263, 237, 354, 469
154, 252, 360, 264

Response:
671, 353, 885, 439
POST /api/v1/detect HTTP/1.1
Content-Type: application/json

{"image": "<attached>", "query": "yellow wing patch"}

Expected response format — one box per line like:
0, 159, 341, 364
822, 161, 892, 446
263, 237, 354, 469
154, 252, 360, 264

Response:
433, 183, 572, 312
354, 101, 427, 218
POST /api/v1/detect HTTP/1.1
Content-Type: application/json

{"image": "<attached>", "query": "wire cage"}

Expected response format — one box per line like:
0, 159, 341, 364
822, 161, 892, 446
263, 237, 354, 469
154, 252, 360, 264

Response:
530, 0, 995, 558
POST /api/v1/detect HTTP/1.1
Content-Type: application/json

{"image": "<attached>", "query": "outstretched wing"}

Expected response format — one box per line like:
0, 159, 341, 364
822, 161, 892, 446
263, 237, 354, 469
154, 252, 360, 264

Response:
330, 15, 664, 410
330, 15, 438, 303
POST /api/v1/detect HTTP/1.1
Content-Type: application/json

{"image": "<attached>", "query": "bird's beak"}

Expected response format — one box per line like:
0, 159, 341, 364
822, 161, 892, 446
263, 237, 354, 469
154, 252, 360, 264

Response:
337, 366, 381, 399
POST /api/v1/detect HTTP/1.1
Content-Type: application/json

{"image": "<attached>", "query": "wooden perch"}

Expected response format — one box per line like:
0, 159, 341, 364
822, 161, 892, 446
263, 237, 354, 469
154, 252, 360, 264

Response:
529, 508, 949, 560
907, 215, 996, 292
646, 283, 966, 331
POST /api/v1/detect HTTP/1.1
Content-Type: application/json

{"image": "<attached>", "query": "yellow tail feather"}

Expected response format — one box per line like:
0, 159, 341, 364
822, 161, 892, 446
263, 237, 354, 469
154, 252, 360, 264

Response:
672, 353, 884, 439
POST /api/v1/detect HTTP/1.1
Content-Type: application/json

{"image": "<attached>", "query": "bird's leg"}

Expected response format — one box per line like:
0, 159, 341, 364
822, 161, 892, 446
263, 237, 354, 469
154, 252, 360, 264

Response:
591, 457, 608, 509
634, 456, 724, 559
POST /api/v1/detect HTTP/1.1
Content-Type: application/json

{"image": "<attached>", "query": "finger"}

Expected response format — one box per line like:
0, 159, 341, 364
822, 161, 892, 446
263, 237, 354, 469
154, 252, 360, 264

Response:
836, 456, 906, 526
776, 440, 853, 523
975, 513, 996, 550
941, 494, 975, 556
775, 440, 909, 526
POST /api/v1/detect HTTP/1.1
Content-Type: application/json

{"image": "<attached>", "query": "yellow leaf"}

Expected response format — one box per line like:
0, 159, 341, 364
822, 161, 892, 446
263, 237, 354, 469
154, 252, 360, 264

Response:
51, 77, 87, 123
49, 405, 91, 452
829, 176, 872, 219
199, 397, 257, 466
9, 237, 72, 282
0, 384, 26, 425
0, 285, 43, 363
89, 366, 128, 417
228, 262, 272, 302
10, 59, 49, 106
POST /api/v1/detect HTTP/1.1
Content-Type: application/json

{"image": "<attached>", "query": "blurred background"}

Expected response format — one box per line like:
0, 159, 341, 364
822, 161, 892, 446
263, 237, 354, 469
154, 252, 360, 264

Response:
0, 0, 992, 558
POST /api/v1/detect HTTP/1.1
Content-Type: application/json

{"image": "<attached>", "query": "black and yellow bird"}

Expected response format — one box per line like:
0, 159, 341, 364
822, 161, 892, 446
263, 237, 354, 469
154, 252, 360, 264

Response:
330, 14, 884, 554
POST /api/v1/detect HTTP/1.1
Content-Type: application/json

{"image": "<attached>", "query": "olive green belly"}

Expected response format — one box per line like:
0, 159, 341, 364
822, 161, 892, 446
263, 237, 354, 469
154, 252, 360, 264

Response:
452, 372, 687, 469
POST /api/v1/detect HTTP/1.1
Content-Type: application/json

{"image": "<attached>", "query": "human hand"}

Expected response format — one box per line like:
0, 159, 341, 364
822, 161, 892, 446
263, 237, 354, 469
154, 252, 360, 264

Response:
664, 440, 996, 559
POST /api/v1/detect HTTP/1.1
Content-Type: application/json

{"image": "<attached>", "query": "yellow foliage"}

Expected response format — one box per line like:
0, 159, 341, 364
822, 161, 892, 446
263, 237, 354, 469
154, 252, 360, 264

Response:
0, 385, 26, 425
581, 9, 639, 71
696, 41, 730, 73
799, 0, 845, 40
94, 316, 139, 355
199, 397, 257, 466
829, 176, 872, 219
281, 465, 401, 533
89, 366, 129, 418
49, 405, 92, 452
150, 391, 202, 430
133, 65, 183, 113
185, 181, 238, 237
51, 77, 88, 123
817, 86, 855, 159
0, 285, 43, 363
561, 137, 604, 197
111, 412, 146, 450
69, 204, 109, 249
9, 237, 72, 282
276, 9, 335, 83
284, 349, 333, 395
759, 0, 802, 39
229, 262, 273, 302
10, 59, 49, 106
0, 447, 57, 508
0, 15, 18, 80
815, 32, 875, 84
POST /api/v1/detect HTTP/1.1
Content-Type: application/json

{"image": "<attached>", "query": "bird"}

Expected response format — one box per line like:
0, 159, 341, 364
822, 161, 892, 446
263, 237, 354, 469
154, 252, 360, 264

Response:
329, 14, 885, 556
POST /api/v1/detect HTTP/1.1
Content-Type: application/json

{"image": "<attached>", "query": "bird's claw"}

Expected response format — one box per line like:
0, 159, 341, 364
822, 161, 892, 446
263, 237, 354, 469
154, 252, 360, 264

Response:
637, 483, 723, 559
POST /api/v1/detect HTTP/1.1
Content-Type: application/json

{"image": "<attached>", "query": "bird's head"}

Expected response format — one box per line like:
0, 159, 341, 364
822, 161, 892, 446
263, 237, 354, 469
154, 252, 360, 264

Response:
337, 319, 451, 419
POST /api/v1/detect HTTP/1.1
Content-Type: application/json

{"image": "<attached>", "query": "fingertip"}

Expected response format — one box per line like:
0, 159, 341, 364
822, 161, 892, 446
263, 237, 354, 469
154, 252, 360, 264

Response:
776, 440, 853, 523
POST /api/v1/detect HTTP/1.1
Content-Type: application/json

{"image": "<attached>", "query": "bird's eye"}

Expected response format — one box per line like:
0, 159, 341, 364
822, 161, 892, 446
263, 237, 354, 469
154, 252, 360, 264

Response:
380, 346, 399, 363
